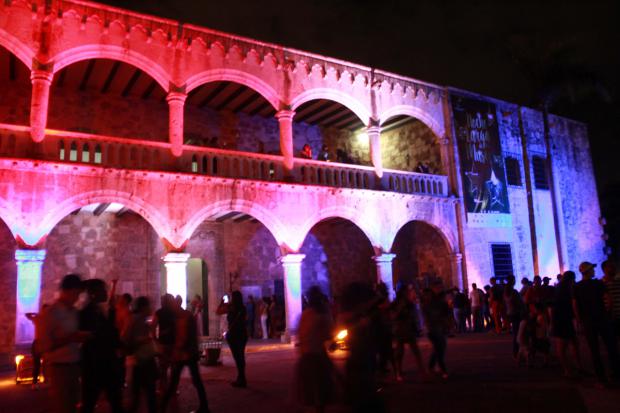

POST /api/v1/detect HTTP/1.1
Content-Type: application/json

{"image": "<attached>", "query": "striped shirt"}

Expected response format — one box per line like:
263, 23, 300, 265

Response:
605, 274, 620, 320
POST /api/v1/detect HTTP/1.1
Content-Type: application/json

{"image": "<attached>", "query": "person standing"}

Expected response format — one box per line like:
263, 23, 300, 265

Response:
373, 282, 395, 376
551, 271, 583, 377
38, 274, 90, 413
340, 282, 386, 413
423, 280, 451, 379
503, 276, 525, 359
79, 279, 125, 413
114, 292, 132, 388
602, 260, 620, 339
246, 295, 256, 339
190, 295, 205, 337
295, 286, 334, 413
218, 291, 248, 387
152, 294, 176, 393
482, 285, 493, 330
25, 304, 49, 389
452, 288, 467, 334
124, 296, 157, 413
391, 284, 426, 381
318, 145, 330, 162
469, 284, 484, 332
573, 262, 620, 382
161, 296, 210, 413
259, 297, 269, 340
489, 277, 505, 333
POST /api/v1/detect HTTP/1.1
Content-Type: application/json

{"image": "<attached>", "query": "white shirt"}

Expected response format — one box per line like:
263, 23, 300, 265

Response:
469, 289, 483, 307
38, 301, 81, 364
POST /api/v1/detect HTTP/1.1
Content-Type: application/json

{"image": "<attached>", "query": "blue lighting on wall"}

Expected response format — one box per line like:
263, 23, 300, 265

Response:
15, 249, 46, 344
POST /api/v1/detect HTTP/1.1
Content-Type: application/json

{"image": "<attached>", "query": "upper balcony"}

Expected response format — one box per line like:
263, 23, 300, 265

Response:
0, 28, 450, 198
0, 123, 449, 197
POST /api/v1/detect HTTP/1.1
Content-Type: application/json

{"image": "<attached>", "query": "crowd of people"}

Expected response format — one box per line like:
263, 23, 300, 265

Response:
35, 275, 212, 413
24, 256, 620, 413
443, 260, 620, 383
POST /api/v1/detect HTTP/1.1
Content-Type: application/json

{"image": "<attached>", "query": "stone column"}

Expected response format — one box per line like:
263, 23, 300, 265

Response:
438, 136, 453, 193
14, 249, 46, 345
30, 69, 54, 143
450, 253, 464, 290
166, 91, 187, 157
367, 125, 383, 178
279, 253, 305, 341
276, 109, 295, 174
163, 252, 191, 308
373, 253, 396, 300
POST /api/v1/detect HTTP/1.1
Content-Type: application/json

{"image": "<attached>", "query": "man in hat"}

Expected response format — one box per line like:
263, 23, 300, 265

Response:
38, 274, 92, 413
573, 262, 620, 382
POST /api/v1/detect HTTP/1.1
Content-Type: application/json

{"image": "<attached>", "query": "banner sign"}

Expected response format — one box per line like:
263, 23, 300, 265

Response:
451, 94, 511, 227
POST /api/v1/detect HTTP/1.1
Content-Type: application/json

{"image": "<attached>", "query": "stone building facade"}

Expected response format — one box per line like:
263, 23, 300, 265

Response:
0, 0, 606, 365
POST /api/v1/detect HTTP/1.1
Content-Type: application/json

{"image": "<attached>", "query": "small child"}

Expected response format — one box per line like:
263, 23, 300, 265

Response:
530, 304, 551, 366
519, 304, 551, 367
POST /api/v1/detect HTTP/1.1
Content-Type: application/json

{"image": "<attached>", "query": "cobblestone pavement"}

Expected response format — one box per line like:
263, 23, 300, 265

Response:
1, 334, 619, 413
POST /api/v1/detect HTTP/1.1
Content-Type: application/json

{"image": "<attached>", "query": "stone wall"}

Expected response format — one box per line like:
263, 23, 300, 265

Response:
459, 99, 604, 288
42, 212, 162, 306
0, 219, 16, 360
461, 101, 538, 288
185, 220, 284, 336
0, 80, 30, 126
300, 219, 376, 298
392, 221, 453, 288
381, 120, 442, 173
549, 115, 606, 271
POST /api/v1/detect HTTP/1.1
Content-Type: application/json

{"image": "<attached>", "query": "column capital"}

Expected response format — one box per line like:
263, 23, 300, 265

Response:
275, 109, 295, 121
373, 253, 396, 263
166, 91, 187, 104
15, 249, 47, 262
279, 253, 305, 265
366, 125, 381, 135
30, 69, 53, 84
163, 252, 191, 263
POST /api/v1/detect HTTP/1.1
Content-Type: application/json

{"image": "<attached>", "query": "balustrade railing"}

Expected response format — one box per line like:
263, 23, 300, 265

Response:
0, 123, 448, 197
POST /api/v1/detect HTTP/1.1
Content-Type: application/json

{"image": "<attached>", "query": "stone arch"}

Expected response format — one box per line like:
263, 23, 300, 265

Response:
290, 88, 371, 126
390, 219, 456, 288
389, 217, 456, 255
182, 199, 289, 249
0, 198, 22, 242
0, 205, 17, 356
379, 105, 445, 140
0, 27, 34, 69
184, 69, 280, 110
299, 215, 377, 297
38, 190, 172, 244
295, 205, 379, 253
51, 44, 170, 91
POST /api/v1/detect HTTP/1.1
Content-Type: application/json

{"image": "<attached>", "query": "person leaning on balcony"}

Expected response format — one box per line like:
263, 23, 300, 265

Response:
300, 144, 313, 159
318, 145, 330, 161
38, 274, 92, 413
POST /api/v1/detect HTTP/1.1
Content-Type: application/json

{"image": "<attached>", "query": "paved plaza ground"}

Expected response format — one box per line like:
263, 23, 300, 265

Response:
1, 334, 619, 413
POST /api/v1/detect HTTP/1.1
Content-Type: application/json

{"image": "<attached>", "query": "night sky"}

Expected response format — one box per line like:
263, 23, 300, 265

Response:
102, 0, 620, 258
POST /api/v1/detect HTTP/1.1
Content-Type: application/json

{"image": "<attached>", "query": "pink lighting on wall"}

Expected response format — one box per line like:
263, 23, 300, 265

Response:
15, 249, 46, 345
